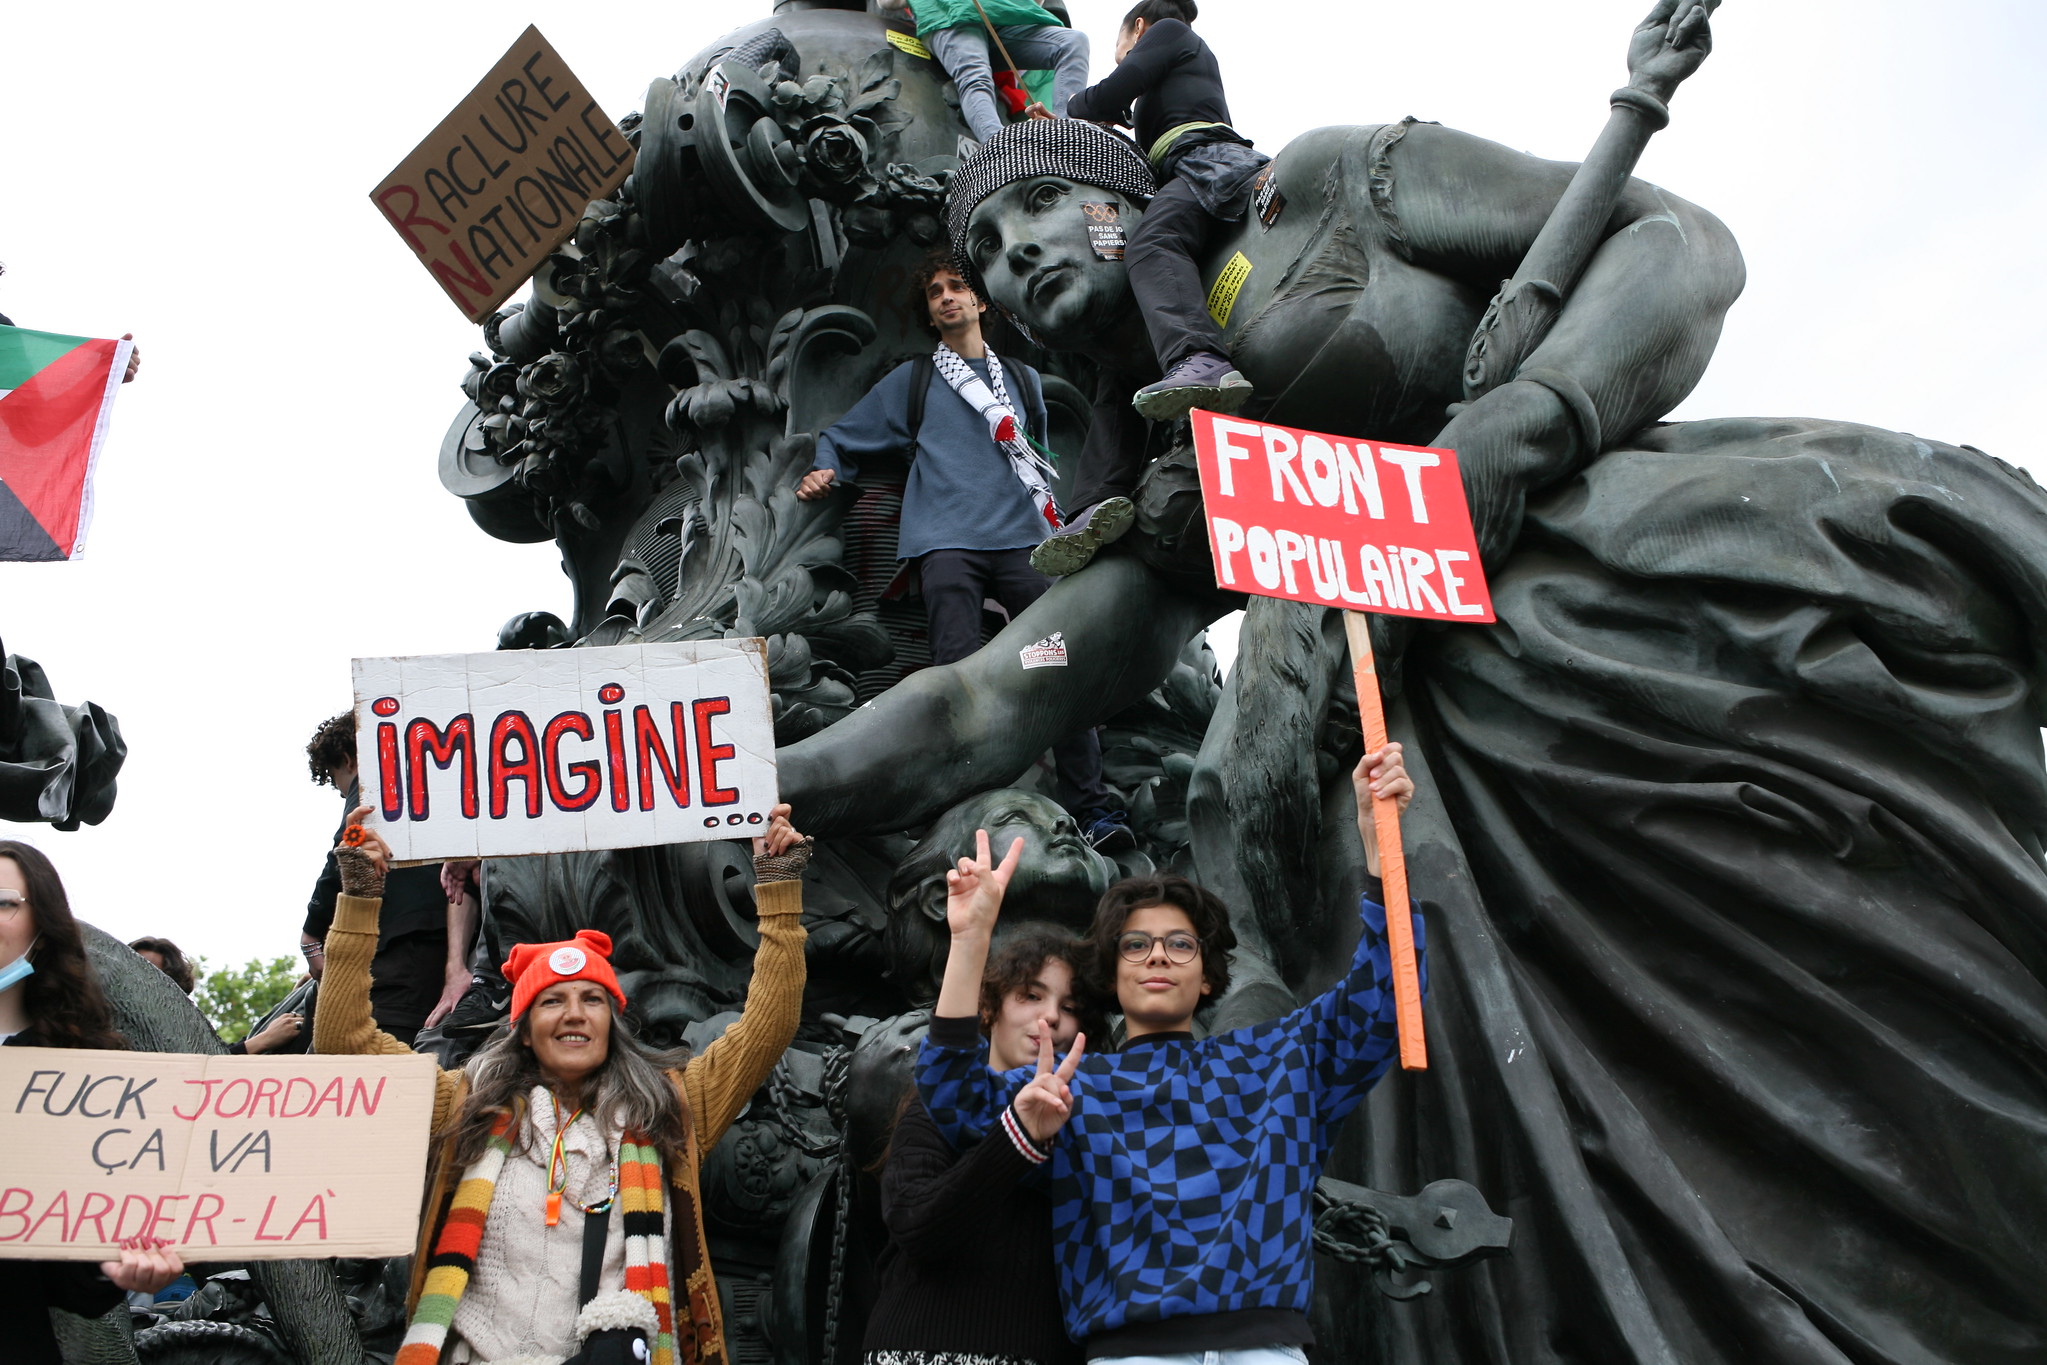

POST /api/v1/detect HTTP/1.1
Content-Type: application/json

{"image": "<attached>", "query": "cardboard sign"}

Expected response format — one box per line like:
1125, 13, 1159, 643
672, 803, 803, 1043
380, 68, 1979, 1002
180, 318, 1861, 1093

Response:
0, 1048, 436, 1260
353, 641, 778, 863
372, 26, 635, 322
1192, 411, 1495, 624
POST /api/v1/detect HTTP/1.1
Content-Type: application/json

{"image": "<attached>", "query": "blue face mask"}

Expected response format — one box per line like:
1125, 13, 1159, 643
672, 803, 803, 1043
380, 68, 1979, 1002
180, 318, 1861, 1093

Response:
0, 940, 37, 991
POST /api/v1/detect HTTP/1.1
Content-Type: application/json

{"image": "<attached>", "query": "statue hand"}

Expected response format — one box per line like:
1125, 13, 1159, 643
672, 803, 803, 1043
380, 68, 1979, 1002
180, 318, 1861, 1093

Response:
1627, 0, 1715, 102
945, 828, 1024, 942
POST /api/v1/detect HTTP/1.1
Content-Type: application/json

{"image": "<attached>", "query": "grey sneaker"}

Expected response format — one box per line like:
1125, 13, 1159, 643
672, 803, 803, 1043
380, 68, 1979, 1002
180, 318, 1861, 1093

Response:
1030, 498, 1135, 577
1131, 352, 1253, 421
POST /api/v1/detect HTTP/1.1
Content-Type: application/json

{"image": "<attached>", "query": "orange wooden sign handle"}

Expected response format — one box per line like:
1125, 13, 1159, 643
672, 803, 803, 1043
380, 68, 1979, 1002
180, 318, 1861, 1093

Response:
1343, 612, 1428, 1070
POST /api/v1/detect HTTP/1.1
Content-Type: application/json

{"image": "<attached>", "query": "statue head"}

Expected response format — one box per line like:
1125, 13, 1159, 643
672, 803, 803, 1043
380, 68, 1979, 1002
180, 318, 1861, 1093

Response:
885, 787, 1115, 1000
947, 120, 1157, 349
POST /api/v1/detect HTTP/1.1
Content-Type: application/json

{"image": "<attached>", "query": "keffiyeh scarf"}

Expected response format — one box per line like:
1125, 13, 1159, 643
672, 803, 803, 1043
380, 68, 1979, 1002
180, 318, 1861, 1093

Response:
931, 343, 1061, 531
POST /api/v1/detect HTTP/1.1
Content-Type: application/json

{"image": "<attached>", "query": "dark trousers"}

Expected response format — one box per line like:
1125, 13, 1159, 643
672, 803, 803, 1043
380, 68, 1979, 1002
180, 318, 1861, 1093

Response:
1127, 175, 1229, 370
920, 547, 1115, 813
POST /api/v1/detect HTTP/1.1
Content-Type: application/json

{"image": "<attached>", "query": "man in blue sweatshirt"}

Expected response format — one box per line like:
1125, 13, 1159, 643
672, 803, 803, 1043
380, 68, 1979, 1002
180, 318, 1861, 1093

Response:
798, 251, 1132, 851
918, 744, 1421, 1363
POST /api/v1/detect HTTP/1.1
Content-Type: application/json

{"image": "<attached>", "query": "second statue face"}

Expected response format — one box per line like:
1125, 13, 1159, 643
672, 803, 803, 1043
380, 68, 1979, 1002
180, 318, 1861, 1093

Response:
964, 177, 1142, 349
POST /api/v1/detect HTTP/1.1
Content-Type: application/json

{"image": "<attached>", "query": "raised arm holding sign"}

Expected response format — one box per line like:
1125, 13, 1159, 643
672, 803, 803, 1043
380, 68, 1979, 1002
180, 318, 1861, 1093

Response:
1192, 408, 1494, 1068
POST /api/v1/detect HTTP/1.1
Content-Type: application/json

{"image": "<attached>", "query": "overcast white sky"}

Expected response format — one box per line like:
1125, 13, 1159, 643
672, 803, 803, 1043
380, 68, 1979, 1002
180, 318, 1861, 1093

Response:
1, 1, 2041, 968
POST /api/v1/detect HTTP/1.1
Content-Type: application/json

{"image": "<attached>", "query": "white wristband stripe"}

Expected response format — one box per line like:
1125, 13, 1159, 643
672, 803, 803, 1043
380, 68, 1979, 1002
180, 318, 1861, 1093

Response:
1001, 1103, 1050, 1164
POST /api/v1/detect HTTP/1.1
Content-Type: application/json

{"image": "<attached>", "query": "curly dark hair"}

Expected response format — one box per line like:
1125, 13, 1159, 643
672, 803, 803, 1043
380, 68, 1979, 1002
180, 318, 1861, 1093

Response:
0, 841, 125, 1050
1081, 872, 1235, 1005
307, 711, 357, 787
127, 936, 195, 994
977, 925, 1108, 1044
913, 247, 983, 337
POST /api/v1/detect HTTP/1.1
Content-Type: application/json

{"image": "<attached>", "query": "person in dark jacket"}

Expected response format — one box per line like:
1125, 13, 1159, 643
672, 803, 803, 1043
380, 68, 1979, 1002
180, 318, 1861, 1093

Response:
300, 712, 474, 1045
0, 840, 185, 1363
1062, 0, 1264, 425
862, 926, 1098, 1365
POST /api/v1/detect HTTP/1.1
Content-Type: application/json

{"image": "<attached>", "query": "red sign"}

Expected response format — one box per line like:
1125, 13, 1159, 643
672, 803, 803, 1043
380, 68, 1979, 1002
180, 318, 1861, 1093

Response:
1191, 411, 1494, 623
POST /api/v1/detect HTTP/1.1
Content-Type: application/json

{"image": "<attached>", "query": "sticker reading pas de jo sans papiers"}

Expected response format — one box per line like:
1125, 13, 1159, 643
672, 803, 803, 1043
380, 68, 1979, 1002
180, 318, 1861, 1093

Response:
1081, 202, 1126, 261
1020, 632, 1070, 669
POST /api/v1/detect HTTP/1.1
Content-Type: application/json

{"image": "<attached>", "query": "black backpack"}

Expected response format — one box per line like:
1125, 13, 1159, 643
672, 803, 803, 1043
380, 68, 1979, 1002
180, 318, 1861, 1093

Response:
902, 353, 1045, 455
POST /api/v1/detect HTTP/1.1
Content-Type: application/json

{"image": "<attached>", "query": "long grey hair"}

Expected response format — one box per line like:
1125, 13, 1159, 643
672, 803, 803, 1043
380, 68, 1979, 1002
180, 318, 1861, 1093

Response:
447, 1000, 692, 1167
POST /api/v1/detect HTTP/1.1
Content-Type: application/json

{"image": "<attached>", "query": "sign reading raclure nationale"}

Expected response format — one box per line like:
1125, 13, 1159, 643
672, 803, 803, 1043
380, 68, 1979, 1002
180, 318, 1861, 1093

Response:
0, 1049, 435, 1260
1191, 411, 1494, 624
353, 640, 778, 863
371, 26, 635, 322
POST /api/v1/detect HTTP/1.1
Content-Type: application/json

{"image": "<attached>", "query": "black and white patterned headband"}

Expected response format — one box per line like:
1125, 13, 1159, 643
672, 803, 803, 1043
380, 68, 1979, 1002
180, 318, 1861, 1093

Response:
946, 120, 1158, 295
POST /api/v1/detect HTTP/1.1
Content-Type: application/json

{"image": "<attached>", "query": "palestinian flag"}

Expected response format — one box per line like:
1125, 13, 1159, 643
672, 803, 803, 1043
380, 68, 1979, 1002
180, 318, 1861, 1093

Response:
0, 326, 131, 561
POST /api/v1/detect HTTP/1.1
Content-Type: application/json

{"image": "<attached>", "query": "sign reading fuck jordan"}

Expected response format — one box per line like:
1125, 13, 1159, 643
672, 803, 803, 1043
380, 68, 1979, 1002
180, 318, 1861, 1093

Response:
353, 641, 777, 863
1191, 413, 1494, 623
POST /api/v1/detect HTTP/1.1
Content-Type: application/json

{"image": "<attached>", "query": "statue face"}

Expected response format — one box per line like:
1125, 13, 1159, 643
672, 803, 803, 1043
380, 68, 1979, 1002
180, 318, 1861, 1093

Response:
930, 788, 1113, 927
964, 178, 1140, 348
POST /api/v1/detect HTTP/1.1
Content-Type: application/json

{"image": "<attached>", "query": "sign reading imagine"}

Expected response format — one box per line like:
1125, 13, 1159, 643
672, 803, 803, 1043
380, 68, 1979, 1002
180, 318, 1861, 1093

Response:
0, 1049, 436, 1260
353, 641, 778, 863
372, 25, 635, 322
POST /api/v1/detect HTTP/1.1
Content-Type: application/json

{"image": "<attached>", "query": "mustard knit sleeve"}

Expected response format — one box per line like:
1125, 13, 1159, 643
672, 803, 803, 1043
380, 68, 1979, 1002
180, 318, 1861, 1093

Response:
312, 892, 463, 1130
682, 879, 808, 1155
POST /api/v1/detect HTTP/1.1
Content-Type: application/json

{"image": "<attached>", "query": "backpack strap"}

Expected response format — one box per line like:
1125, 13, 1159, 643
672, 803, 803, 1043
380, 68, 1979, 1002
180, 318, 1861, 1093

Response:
904, 353, 935, 457
579, 1192, 609, 1308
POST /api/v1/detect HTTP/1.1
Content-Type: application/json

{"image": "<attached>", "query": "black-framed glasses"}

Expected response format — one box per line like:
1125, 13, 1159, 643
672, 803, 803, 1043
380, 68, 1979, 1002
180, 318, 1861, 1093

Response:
1118, 931, 1201, 964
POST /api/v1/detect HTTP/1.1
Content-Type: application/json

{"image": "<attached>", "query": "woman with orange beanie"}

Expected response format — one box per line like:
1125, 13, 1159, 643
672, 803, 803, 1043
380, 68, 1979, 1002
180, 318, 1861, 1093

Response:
315, 804, 811, 1365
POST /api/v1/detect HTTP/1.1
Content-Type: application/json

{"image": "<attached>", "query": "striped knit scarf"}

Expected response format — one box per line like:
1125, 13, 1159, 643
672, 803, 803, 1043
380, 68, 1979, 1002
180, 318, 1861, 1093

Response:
396, 1111, 676, 1365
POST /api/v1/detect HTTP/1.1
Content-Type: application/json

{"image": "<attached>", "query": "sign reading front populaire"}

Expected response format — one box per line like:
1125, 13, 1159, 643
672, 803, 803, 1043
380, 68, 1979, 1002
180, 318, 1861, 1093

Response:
0, 1048, 436, 1260
1190, 410, 1495, 623
371, 26, 635, 323
353, 641, 777, 863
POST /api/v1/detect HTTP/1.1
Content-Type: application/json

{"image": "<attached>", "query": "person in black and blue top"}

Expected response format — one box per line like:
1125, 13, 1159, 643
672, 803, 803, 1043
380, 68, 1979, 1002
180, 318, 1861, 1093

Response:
917, 743, 1418, 1364
799, 250, 1133, 852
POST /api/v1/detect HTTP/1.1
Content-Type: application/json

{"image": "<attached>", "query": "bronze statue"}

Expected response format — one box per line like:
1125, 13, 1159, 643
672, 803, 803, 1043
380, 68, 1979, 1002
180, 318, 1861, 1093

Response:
424, 2, 2047, 1361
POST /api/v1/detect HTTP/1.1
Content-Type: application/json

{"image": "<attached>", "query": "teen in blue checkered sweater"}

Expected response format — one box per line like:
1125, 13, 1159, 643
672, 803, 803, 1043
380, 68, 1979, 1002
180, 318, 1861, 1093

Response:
917, 744, 1421, 1364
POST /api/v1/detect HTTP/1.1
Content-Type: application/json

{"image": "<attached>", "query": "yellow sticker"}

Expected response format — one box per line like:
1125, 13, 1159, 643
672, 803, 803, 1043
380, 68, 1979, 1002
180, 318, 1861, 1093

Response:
886, 29, 933, 60
1206, 251, 1254, 328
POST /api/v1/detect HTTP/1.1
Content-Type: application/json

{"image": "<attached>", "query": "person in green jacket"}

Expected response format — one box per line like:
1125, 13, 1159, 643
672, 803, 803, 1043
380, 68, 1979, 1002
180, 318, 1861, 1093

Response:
888, 0, 1089, 143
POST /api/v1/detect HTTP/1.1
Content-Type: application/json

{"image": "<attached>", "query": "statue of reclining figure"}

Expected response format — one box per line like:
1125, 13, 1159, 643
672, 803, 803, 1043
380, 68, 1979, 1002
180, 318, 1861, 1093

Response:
779, 100, 1744, 832
781, 11, 2047, 1364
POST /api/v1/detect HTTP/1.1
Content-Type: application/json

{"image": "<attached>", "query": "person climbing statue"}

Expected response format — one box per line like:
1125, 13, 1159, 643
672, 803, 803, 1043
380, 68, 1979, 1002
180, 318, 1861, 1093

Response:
1067, 0, 1264, 423
883, 0, 1090, 144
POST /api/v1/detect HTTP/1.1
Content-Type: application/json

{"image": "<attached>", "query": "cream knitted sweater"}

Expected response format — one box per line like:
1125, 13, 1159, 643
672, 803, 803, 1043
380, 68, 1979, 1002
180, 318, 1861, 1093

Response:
451, 1089, 644, 1364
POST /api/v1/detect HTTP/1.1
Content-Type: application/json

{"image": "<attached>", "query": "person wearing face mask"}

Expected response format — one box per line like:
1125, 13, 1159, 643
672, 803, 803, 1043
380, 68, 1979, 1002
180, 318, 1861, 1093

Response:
0, 841, 187, 1363
862, 926, 1101, 1365
916, 747, 1418, 1365
313, 806, 811, 1365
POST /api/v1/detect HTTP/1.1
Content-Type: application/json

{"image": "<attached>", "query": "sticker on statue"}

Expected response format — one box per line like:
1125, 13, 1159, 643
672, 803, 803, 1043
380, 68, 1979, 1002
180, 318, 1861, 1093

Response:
1081, 202, 1126, 261
1019, 632, 1069, 669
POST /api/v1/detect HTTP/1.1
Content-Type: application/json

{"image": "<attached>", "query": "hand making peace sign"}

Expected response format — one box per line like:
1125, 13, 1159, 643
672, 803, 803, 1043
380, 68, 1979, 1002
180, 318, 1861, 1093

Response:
1013, 1027, 1087, 1144
946, 827, 1025, 941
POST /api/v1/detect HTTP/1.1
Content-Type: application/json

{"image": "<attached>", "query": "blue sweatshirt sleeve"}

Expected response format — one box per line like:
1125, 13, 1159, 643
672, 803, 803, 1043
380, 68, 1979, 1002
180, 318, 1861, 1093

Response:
814, 362, 918, 485
1291, 897, 1428, 1124
915, 1013, 1033, 1148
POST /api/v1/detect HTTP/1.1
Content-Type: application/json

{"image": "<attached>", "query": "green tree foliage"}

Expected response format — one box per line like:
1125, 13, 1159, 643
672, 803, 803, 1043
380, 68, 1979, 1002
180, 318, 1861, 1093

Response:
193, 954, 302, 1043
